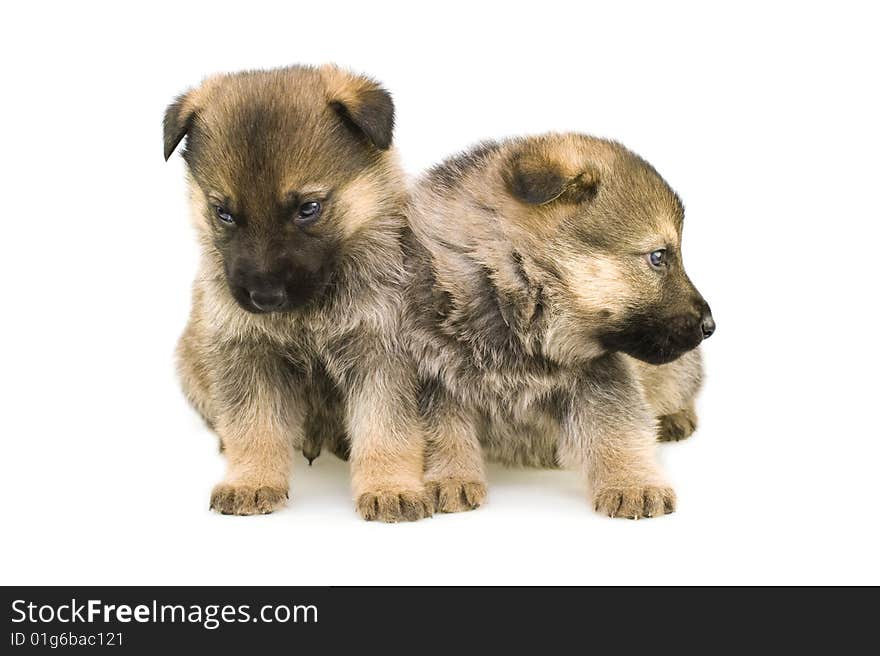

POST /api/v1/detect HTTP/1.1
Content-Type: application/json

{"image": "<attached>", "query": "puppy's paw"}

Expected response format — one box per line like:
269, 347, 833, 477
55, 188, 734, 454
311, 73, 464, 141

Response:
356, 488, 433, 523
658, 407, 697, 442
428, 479, 487, 513
593, 484, 676, 519
210, 482, 288, 516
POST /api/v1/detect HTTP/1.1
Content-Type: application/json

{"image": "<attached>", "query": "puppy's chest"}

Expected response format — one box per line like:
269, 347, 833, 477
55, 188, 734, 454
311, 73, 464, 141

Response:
444, 357, 572, 422
211, 303, 344, 368
474, 370, 568, 470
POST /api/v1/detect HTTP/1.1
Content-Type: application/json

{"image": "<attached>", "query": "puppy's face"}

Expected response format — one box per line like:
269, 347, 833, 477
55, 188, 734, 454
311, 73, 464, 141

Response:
503, 137, 714, 364
164, 66, 397, 313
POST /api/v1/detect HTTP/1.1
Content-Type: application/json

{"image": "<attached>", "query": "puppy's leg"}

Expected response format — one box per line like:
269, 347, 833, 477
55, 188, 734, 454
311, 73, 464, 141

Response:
630, 349, 704, 442
209, 345, 302, 516
176, 317, 216, 430
658, 403, 698, 442
335, 341, 432, 523
422, 381, 487, 513
559, 355, 675, 519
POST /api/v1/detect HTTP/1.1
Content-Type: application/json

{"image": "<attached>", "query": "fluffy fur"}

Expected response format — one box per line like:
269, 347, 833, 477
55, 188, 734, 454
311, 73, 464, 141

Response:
403, 134, 714, 518
166, 65, 431, 522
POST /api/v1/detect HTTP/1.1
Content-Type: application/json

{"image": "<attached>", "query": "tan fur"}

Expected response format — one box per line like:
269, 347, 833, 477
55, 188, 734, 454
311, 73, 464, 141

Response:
423, 395, 488, 513
167, 66, 431, 522
631, 349, 704, 419
337, 164, 406, 240
320, 65, 380, 116
561, 254, 633, 319
404, 133, 711, 518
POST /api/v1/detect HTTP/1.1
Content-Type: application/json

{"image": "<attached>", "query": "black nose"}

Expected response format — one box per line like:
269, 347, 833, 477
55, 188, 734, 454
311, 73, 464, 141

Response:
249, 288, 287, 312
701, 311, 716, 339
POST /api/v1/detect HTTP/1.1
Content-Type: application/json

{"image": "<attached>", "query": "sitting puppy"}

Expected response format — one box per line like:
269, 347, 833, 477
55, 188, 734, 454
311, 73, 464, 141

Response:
404, 134, 714, 518
165, 65, 431, 522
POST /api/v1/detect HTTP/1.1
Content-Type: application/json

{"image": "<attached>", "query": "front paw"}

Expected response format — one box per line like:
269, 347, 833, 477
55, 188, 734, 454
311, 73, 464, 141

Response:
210, 482, 288, 515
356, 488, 433, 523
428, 478, 487, 513
593, 483, 675, 519
658, 407, 697, 442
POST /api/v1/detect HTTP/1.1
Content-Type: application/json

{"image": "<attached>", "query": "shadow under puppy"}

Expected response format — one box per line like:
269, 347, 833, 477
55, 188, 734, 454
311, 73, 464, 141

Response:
405, 133, 715, 518
165, 65, 431, 522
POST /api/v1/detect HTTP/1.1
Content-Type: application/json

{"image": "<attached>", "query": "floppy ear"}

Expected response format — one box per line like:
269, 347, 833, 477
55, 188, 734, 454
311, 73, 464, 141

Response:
163, 91, 196, 161
504, 152, 599, 205
323, 66, 395, 150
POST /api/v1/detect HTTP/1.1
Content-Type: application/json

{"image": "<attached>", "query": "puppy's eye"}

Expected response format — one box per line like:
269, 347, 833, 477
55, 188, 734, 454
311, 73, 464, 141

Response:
215, 206, 235, 225
294, 201, 322, 226
648, 249, 667, 269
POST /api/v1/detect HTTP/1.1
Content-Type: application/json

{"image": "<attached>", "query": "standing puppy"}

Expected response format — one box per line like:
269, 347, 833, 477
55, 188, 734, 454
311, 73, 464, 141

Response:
165, 65, 431, 522
405, 134, 714, 518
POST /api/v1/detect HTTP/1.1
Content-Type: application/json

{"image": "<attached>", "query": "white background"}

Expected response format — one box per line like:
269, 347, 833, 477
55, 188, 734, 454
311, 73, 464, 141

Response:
2, 1, 878, 585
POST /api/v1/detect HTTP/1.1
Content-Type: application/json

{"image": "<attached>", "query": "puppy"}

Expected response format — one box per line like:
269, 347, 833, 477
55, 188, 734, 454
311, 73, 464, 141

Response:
404, 134, 714, 518
165, 65, 431, 522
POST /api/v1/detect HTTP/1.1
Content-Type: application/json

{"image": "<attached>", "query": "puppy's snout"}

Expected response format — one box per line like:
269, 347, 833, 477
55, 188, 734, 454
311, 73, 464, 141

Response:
248, 287, 287, 312
700, 309, 716, 339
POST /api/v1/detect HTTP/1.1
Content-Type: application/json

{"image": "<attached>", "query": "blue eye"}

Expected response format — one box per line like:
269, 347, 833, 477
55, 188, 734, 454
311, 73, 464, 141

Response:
648, 249, 667, 268
295, 201, 322, 225
215, 206, 235, 225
